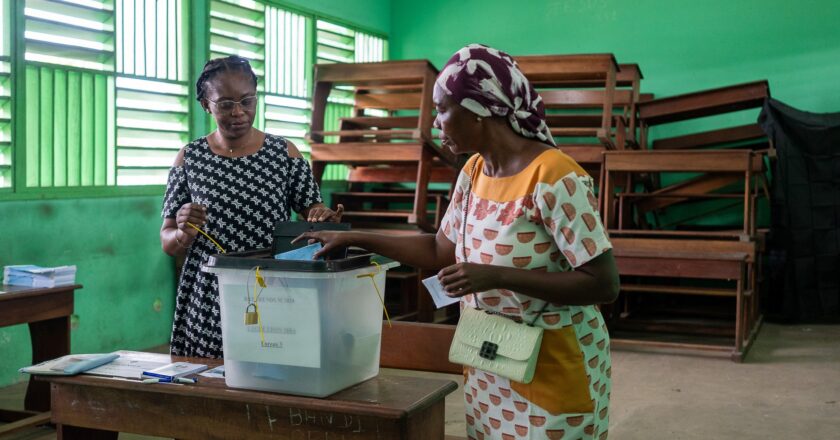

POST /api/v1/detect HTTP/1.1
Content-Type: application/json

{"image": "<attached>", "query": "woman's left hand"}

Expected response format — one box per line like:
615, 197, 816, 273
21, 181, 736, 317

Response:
437, 263, 501, 297
306, 204, 344, 223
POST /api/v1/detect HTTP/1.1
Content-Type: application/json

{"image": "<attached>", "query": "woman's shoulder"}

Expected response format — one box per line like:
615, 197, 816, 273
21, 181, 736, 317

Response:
263, 134, 306, 159
532, 149, 589, 185
172, 137, 208, 166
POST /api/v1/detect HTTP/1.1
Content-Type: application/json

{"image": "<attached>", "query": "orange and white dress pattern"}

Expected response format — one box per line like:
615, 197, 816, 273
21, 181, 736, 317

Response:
440, 150, 613, 440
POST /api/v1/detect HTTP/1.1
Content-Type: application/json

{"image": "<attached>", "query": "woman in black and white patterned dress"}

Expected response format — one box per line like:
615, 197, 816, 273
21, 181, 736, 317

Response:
160, 56, 342, 358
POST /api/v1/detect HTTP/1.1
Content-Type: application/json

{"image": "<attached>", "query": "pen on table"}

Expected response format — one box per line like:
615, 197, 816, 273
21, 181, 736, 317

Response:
141, 377, 196, 384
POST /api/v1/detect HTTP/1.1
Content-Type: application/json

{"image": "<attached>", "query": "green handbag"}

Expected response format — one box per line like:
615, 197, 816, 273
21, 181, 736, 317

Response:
446, 157, 549, 384
449, 305, 547, 383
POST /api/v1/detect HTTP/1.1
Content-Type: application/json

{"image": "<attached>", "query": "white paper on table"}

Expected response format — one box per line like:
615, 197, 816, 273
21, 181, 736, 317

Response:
84, 351, 171, 379
421, 276, 460, 309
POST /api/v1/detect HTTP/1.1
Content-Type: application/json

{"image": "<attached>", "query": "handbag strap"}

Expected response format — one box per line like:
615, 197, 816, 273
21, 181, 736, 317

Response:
461, 156, 550, 327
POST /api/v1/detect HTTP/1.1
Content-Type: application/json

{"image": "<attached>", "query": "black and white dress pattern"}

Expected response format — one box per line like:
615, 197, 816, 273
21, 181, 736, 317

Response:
161, 134, 322, 358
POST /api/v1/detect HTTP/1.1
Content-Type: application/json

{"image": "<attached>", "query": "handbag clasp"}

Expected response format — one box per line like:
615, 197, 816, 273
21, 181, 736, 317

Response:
479, 341, 499, 360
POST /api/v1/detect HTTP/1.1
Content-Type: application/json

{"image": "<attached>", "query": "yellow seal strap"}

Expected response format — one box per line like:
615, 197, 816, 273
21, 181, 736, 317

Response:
187, 222, 226, 253
356, 261, 391, 328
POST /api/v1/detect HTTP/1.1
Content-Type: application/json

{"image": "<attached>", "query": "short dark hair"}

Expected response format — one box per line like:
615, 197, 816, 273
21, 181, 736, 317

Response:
195, 56, 258, 102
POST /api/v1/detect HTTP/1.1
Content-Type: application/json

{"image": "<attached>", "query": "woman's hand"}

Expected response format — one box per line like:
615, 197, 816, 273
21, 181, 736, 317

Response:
437, 263, 501, 297
291, 230, 353, 259
175, 203, 207, 247
306, 204, 344, 223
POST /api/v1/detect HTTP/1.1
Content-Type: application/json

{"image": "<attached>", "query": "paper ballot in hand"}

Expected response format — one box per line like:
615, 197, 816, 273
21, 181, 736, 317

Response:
421, 275, 460, 309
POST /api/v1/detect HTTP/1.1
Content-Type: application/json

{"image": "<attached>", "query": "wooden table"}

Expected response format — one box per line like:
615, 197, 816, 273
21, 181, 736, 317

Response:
0, 284, 80, 411
45, 354, 458, 440
0, 284, 80, 437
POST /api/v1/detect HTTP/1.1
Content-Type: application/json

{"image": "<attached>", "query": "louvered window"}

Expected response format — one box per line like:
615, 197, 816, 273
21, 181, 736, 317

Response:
3, 0, 387, 194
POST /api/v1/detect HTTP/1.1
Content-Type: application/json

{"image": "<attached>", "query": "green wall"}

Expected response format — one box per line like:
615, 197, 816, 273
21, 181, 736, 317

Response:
390, 0, 839, 227
390, 0, 840, 112
0, 196, 174, 386
284, 0, 390, 34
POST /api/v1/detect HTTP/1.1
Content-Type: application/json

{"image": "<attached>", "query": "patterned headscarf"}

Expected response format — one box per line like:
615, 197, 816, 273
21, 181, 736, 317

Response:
436, 44, 555, 146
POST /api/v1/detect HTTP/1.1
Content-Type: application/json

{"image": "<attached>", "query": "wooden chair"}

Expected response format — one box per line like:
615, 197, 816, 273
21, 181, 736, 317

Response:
309, 60, 460, 233
513, 54, 623, 176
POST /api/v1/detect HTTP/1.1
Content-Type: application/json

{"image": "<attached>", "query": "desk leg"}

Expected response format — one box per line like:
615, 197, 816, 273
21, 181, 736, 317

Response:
25, 316, 71, 412
57, 424, 118, 440
404, 399, 445, 440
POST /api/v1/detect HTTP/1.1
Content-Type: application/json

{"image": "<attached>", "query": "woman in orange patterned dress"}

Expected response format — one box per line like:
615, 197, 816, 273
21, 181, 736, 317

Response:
297, 44, 619, 440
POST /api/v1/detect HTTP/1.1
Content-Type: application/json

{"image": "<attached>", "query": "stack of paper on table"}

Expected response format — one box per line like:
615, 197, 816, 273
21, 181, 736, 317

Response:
3, 265, 77, 288
19, 353, 120, 376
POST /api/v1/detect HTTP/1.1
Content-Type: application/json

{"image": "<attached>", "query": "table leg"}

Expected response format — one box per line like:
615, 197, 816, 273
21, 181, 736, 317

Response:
405, 400, 445, 440
25, 316, 71, 412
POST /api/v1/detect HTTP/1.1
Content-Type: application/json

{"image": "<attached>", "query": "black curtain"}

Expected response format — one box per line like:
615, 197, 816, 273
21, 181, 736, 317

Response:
759, 98, 840, 323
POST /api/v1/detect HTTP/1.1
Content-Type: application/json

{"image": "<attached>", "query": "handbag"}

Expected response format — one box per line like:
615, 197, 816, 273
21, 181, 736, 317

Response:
449, 306, 547, 383
447, 158, 548, 384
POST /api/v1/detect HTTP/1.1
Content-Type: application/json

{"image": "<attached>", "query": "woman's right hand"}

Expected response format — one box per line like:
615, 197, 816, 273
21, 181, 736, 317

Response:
175, 203, 207, 247
291, 231, 353, 259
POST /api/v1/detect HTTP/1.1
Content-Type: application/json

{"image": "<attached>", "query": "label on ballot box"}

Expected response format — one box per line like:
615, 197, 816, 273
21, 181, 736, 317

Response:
222, 279, 322, 368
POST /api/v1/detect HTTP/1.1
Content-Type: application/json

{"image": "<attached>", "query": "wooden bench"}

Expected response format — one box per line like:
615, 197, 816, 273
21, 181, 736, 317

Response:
381, 321, 466, 439
309, 60, 460, 233
608, 237, 762, 361
638, 80, 771, 153
601, 149, 767, 239
598, 148, 768, 360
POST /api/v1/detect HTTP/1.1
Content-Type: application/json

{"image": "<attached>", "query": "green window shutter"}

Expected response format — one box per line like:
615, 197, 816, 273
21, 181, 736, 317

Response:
264, 94, 309, 152
114, 0, 188, 185
0, 0, 10, 187
316, 20, 354, 64
24, 0, 115, 72
354, 31, 387, 63
263, 7, 311, 156
116, 0, 186, 81
0, 0, 8, 57
209, 0, 265, 86
115, 77, 188, 185
21, 1, 115, 189
25, 65, 111, 188
0, 59, 10, 188
265, 6, 309, 98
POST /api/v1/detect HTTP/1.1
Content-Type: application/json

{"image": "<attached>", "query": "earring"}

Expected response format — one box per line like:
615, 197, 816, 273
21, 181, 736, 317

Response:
476, 116, 482, 122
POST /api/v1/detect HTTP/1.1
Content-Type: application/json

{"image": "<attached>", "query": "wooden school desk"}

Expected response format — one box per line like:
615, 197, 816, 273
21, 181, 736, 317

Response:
43, 354, 458, 440
0, 283, 81, 434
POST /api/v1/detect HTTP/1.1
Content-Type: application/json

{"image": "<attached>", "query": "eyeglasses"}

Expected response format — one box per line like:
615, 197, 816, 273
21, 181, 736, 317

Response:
207, 95, 257, 112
